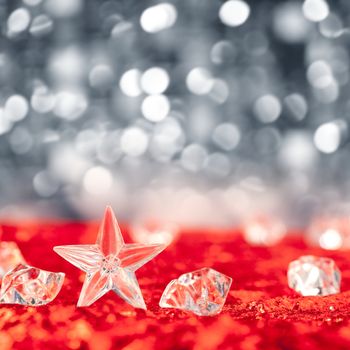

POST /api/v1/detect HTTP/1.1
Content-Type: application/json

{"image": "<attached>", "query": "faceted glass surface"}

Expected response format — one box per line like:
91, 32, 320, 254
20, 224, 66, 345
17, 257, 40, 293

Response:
54, 206, 166, 308
0, 264, 65, 306
0, 242, 26, 278
288, 255, 341, 296
159, 267, 232, 316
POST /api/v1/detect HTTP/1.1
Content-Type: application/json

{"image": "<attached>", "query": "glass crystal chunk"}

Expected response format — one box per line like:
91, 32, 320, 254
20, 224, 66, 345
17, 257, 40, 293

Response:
159, 267, 232, 316
0, 242, 26, 278
287, 255, 341, 296
0, 264, 65, 306
54, 206, 166, 308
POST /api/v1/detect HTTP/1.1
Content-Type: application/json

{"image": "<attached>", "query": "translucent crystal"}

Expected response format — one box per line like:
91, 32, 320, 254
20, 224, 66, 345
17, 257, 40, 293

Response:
287, 255, 341, 296
0, 242, 26, 278
54, 206, 166, 308
0, 264, 65, 306
159, 267, 232, 316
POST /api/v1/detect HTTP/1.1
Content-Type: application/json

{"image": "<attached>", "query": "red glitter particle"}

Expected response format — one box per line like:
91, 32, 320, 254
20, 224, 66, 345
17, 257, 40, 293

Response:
1, 222, 350, 349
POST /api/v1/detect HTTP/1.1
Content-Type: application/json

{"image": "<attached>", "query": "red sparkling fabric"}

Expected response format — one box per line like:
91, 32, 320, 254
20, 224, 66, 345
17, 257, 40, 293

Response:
1, 221, 350, 350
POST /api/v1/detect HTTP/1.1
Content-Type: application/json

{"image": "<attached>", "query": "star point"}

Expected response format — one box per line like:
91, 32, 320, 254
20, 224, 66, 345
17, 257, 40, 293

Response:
96, 205, 124, 256
54, 206, 167, 309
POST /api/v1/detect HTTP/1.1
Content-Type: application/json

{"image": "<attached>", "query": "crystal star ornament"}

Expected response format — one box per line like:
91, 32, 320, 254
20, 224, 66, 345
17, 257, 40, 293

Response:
159, 267, 232, 316
53, 206, 167, 308
288, 255, 341, 296
0, 264, 65, 306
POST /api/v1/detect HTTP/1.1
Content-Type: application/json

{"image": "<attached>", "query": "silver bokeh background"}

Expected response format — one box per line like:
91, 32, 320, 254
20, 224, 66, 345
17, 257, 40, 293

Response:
0, 0, 349, 227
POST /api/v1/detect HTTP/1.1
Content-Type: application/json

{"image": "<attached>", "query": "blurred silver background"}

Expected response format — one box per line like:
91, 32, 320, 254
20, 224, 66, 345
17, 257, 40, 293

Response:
0, 0, 349, 229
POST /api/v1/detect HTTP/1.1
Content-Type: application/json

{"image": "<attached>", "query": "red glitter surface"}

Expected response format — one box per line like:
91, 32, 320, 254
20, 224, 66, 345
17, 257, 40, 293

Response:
1, 221, 350, 350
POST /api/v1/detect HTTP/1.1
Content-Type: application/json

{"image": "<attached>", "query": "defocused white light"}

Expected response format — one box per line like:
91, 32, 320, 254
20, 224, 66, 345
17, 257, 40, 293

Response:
150, 117, 185, 161
186, 68, 213, 95
319, 13, 343, 38
313, 79, 339, 104
7, 8, 31, 35
83, 166, 113, 195
42, 130, 60, 143
75, 129, 99, 155
209, 79, 229, 104
279, 132, 317, 170
141, 94, 170, 122
254, 127, 281, 154
243, 216, 286, 246
140, 3, 177, 33
302, 0, 329, 22
141, 67, 169, 94
219, 0, 250, 27
9, 127, 33, 154
119, 69, 142, 97
212, 123, 240, 151
314, 122, 342, 154
181, 144, 207, 172
31, 86, 55, 113
97, 130, 122, 164
49, 144, 90, 183
284, 93, 308, 121
130, 222, 179, 245
30, 15, 53, 36
48, 46, 85, 84
45, 0, 83, 18
33, 171, 59, 197
205, 153, 231, 177
89, 64, 114, 89
210, 40, 235, 65
121, 127, 149, 156
111, 21, 133, 37
319, 229, 343, 250
307, 60, 333, 88
0, 108, 12, 135
54, 90, 87, 120
253, 94, 281, 123
273, 2, 311, 43
5, 95, 29, 122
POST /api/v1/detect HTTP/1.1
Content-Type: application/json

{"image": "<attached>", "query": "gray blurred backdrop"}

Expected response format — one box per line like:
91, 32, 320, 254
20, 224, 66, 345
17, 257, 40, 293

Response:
0, 0, 349, 228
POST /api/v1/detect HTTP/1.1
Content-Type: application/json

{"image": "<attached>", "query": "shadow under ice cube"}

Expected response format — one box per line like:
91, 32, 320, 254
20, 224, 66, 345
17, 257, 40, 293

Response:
287, 255, 341, 296
159, 267, 232, 316
0, 264, 65, 306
